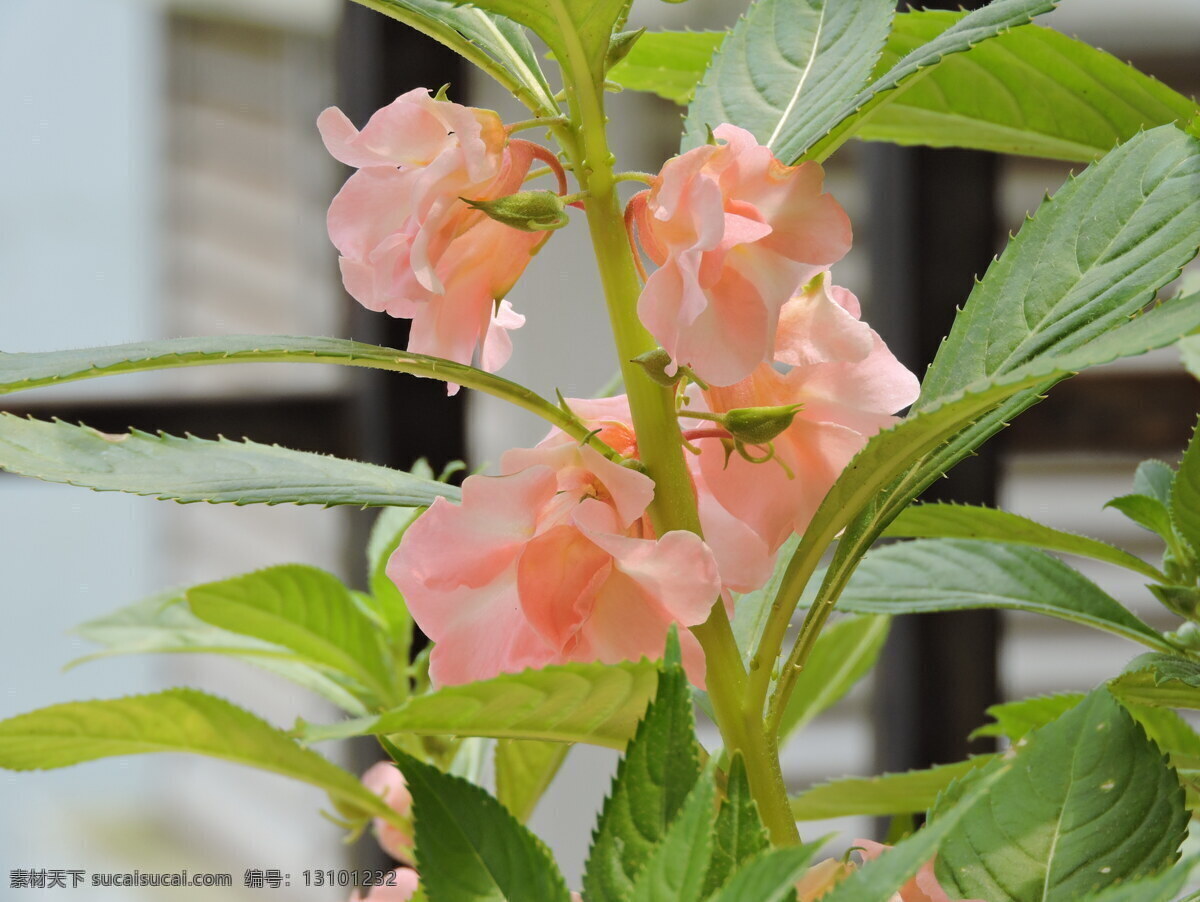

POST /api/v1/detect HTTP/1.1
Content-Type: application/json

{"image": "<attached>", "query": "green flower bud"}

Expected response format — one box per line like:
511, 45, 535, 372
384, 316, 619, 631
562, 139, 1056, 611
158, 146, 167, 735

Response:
462, 190, 569, 232
722, 404, 803, 445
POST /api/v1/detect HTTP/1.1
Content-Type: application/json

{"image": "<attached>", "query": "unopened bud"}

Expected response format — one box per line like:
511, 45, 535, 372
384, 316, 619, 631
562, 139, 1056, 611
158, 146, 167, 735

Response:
1151, 584, 1200, 619
606, 28, 646, 70
462, 190, 568, 232
722, 404, 802, 445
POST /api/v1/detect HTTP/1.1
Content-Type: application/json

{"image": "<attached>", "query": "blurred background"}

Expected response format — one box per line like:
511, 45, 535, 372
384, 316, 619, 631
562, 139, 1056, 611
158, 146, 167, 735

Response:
1, 0, 1197, 897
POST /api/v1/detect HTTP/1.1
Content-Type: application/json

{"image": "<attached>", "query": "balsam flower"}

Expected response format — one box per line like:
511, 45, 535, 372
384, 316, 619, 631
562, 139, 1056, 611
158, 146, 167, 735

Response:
360, 762, 413, 864
319, 88, 552, 377
632, 123, 852, 387
390, 420, 722, 686
689, 274, 919, 551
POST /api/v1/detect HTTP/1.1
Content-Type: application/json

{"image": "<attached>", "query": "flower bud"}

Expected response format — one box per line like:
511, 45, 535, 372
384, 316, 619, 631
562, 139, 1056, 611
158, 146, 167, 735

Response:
631, 348, 679, 386
722, 404, 803, 445
361, 762, 414, 864
606, 28, 646, 70
463, 190, 569, 232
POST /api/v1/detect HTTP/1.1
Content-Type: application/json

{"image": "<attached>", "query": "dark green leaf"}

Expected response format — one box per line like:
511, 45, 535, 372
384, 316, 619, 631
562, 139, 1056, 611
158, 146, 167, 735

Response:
627, 768, 717, 902
1071, 858, 1194, 902
703, 755, 770, 897
706, 846, 822, 902
1170, 419, 1200, 556
971, 693, 1086, 740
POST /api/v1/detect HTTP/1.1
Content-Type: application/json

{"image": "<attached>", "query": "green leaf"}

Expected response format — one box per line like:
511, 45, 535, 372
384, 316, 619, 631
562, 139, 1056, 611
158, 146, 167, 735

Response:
1170, 419, 1200, 556
69, 592, 369, 715
972, 693, 1086, 740
777, 615, 890, 740
391, 748, 570, 902
1107, 494, 1176, 542
1110, 654, 1200, 710
855, 11, 1199, 161
0, 689, 397, 825
627, 767, 717, 902
682, 0, 895, 161
494, 739, 570, 823
934, 690, 1188, 901
1136, 460, 1177, 506
789, 757, 992, 821
352, 0, 557, 114
703, 755, 770, 897
583, 657, 701, 901
836, 539, 1168, 650
733, 534, 799, 665
884, 503, 1165, 580
606, 30, 724, 104
302, 659, 658, 749
1182, 334, 1200, 380
820, 759, 1010, 902
0, 414, 461, 508
706, 845, 822, 902
187, 565, 399, 705
1072, 859, 1194, 902
365, 505, 422, 650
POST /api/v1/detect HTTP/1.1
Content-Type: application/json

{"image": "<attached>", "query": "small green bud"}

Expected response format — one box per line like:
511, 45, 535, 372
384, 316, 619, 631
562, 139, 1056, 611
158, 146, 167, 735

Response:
462, 190, 568, 232
1166, 621, 1200, 650
631, 348, 680, 386
722, 404, 803, 445
606, 28, 646, 70
1151, 583, 1200, 619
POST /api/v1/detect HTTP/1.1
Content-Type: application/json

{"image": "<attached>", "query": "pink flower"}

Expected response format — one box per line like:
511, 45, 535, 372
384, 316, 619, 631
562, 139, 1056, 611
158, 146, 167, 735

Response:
689, 274, 919, 551
855, 840, 986, 902
319, 88, 551, 378
361, 762, 414, 864
632, 124, 852, 387
389, 425, 722, 687
795, 857, 854, 900
349, 868, 419, 902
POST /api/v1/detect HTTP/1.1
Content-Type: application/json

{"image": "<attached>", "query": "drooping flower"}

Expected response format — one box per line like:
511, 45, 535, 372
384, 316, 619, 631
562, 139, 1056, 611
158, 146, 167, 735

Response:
319, 88, 553, 377
348, 868, 419, 902
688, 274, 919, 551
632, 123, 852, 387
360, 762, 413, 864
389, 421, 723, 687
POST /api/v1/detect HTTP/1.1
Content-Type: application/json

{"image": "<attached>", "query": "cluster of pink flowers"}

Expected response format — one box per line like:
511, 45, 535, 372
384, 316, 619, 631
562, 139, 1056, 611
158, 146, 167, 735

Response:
321, 95, 918, 687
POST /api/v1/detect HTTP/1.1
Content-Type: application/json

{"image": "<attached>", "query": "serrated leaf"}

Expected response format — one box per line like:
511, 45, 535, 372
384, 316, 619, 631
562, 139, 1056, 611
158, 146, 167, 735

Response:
1110, 653, 1200, 710
1135, 460, 1177, 506
606, 30, 724, 104
627, 767, 717, 902
836, 539, 1168, 649
778, 615, 890, 740
302, 659, 658, 749
494, 739, 569, 823
884, 503, 1165, 580
706, 845, 822, 902
934, 690, 1188, 901
820, 760, 1010, 902
1170, 419, 1200, 556
70, 592, 369, 715
354, 0, 556, 113
0, 414, 461, 508
187, 565, 400, 706
682, 0, 895, 160
1072, 858, 1195, 902
972, 693, 1086, 741
703, 755, 770, 897
392, 748, 570, 902
1106, 494, 1176, 541
583, 659, 701, 901
0, 689, 396, 825
789, 758, 992, 821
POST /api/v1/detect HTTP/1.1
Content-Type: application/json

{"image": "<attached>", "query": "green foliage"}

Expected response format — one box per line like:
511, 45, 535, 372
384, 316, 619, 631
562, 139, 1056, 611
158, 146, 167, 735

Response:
705, 846, 821, 902
703, 756, 770, 897
187, 565, 401, 706
1182, 334, 1200, 380
682, 0, 895, 162
0, 414, 460, 508
789, 758, 991, 820
1111, 654, 1200, 710
777, 615, 890, 739
365, 505, 423, 656
392, 748, 570, 902
627, 768, 717, 902
70, 592, 369, 715
607, 29, 724, 104
972, 693, 1086, 740
934, 690, 1188, 901
884, 503, 1165, 580
494, 739, 570, 823
1170, 419, 1200, 557
583, 652, 701, 901
1071, 859, 1194, 902
301, 659, 658, 749
836, 539, 1168, 649
352, 0, 556, 113
0, 689, 395, 825
732, 534, 799, 664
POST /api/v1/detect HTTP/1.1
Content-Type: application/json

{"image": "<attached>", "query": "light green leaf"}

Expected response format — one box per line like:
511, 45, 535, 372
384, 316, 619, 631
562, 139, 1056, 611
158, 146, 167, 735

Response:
837, 539, 1168, 649
884, 503, 1165, 580
1106, 494, 1175, 541
606, 30, 724, 105
302, 659, 658, 749
703, 755, 770, 897
856, 11, 1199, 161
352, 0, 557, 113
583, 656, 701, 901
627, 767, 717, 902
706, 845, 822, 902
0, 689, 397, 825
934, 690, 1188, 901
187, 565, 400, 706
1136, 460, 1177, 507
789, 758, 992, 821
778, 615, 890, 740
365, 505, 422, 651
820, 759, 1010, 902
1182, 334, 1200, 380
1110, 654, 1200, 710
392, 748, 570, 902
0, 415, 461, 508
682, 0, 895, 161
69, 592, 369, 715
1171, 419, 1200, 556
494, 739, 570, 823
972, 693, 1086, 741
732, 534, 798, 665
